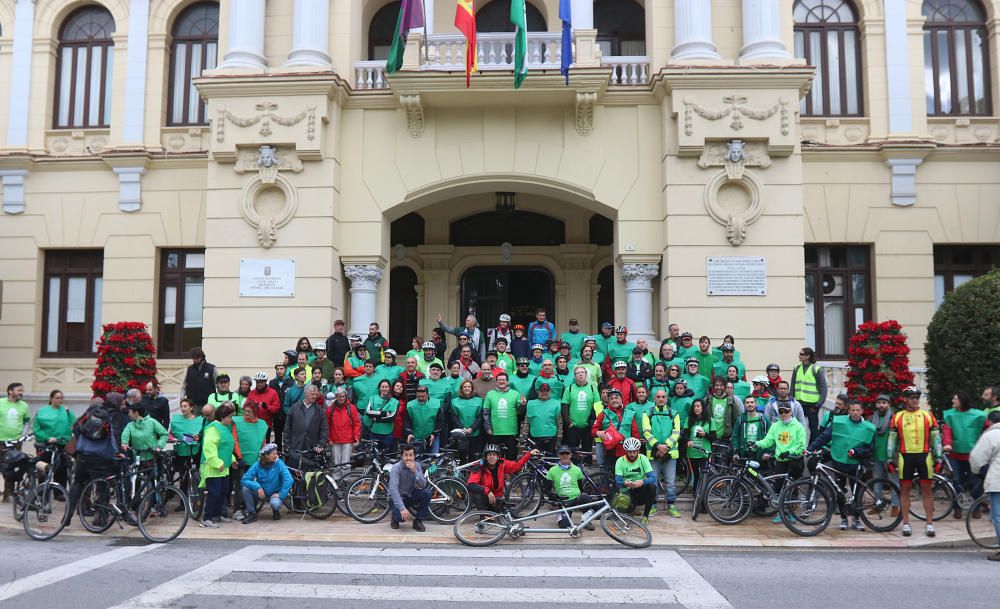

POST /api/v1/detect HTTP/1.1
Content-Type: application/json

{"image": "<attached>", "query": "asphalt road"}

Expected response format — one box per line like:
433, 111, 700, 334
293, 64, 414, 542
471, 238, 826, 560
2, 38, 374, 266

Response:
0, 534, 996, 609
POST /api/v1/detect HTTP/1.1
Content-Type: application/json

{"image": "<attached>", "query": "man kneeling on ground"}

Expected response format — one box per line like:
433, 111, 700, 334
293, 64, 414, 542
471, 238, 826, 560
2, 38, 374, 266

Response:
240, 443, 293, 523
388, 443, 433, 531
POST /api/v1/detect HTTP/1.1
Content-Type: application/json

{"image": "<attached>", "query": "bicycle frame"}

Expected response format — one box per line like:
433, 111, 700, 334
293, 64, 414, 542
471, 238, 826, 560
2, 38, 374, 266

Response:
498, 497, 614, 535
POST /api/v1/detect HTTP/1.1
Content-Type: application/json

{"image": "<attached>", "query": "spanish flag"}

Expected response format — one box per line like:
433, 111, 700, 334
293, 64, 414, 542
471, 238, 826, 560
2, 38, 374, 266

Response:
455, 0, 477, 87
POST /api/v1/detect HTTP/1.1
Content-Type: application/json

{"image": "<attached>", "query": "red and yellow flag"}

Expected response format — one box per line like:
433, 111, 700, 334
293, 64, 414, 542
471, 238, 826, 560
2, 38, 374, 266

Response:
455, 0, 477, 87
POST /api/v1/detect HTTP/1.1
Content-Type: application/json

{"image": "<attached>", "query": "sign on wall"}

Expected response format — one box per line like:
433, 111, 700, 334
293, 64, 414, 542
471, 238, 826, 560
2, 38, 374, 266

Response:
706, 256, 766, 296
239, 259, 295, 297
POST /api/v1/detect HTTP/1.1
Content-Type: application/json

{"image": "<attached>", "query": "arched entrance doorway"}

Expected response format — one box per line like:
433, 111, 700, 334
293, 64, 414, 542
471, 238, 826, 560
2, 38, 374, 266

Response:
389, 267, 418, 350
461, 267, 554, 328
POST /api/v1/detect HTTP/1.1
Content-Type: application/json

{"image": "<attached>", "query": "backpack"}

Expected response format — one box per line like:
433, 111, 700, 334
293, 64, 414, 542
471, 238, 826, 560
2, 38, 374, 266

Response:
78, 405, 112, 441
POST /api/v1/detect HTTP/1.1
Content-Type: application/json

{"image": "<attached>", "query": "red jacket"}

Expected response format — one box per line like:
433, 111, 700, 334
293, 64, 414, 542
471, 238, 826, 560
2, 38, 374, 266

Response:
392, 395, 409, 439
466, 451, 532, 497
243, 387, 281, 429
326, 401, 362, 444
606, 377, 638, 406
591, 405, 642, 458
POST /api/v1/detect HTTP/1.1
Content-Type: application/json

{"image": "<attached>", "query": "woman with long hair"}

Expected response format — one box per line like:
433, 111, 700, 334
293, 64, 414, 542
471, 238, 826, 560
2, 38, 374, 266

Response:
450, 380, 484, 461
683, 398, 716, 492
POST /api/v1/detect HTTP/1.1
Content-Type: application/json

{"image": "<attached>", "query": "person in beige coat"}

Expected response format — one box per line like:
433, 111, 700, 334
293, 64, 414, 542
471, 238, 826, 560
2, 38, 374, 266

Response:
969, 411, 1000, 561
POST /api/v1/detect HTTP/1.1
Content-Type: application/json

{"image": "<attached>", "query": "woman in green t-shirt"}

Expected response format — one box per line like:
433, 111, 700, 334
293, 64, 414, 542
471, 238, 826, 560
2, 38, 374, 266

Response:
683, 399, 716, 492
450, 380, 485, 461
32, 389, 76, 486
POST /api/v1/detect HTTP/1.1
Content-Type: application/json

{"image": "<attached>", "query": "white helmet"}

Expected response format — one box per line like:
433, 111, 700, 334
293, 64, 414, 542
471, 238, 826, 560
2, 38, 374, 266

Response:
751, 375, 768, 385
499, 313, 511, 322
422, 341, 436, 349
622, 437, 641, 452
253, 371, 268, 381
314, 341, 326, 351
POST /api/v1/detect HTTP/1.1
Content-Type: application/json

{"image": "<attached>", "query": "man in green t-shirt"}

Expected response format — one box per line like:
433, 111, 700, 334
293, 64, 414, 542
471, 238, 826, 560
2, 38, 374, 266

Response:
614, 437, 657, 522
560, 319, 586, 359
483, 372, 524, 459
546, 445, 596, 530
1, 382, 30, 502
525, 383, 562, 453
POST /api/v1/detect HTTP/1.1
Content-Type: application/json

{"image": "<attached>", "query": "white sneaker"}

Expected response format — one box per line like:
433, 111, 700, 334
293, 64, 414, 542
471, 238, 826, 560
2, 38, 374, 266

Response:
926, 524, 936, 538
199, 519, 219, 529
233, 511, 245, 521
218, 516, 234, 523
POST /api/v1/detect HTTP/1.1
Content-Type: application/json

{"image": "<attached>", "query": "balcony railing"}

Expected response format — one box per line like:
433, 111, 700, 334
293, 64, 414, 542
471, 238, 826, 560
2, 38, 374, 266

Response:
354, 60, 388, 90
602, 56, 650, 85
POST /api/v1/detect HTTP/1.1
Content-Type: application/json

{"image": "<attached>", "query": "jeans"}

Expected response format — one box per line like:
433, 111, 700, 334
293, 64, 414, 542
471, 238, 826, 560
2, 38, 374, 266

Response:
330, 443, 353, 479
872, 461, 900, 507
990, 492, 1000, 543
650, 457, 677, 504
594, 443, 606, 469
802, 403, 820, 440
203, 476, 229, 522
241, 486, 282, 514
829, 461, 860, 518
371, 433, 395, 454
390, 486, 433, 523
948, 457, 983, 505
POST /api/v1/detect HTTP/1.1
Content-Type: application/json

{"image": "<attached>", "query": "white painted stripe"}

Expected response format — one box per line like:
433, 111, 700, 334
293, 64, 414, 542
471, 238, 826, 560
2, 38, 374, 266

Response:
0, 544, 162, 602
649, 554, 734, 609
199, 582, 671, 604
237, 560, 664, 579
250, 544, 658, 559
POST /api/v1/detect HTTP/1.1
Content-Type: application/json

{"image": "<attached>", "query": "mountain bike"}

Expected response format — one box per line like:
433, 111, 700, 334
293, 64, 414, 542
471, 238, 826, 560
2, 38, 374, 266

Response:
965, 494, 998, 549
454, 495, 651, 548
134, 451, 189, 542
702, 455, 789, 525
285, 448, 358, 519
21, 445, 72, 541
691, 443, 737, 520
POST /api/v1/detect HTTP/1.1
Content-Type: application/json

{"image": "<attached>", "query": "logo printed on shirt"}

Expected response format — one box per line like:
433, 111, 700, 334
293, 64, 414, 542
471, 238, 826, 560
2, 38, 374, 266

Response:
778, 430, 791, 444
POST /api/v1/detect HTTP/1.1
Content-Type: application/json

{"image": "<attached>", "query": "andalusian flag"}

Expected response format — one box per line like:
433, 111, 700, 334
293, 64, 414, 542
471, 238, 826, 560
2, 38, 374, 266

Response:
455, 0, 477, 87
386, 0, 425, 74
510, 0, 528, 88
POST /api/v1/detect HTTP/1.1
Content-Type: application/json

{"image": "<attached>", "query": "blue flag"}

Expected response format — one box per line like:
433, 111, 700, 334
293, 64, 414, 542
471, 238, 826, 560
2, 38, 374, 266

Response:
560, 0, 572, 85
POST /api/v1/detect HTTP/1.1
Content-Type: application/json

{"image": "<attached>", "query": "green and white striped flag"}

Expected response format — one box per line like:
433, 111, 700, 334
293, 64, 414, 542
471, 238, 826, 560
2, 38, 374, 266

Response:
510, 0, 528, 89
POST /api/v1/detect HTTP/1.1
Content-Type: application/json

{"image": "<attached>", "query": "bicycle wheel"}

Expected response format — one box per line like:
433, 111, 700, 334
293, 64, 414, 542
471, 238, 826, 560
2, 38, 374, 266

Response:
453, 510, 509, 547
674, 458, 692, 496
23, 483, 69, 541
78, 478, 116, 533
428, 477, 470, 524
779, 478, 834, 537
336, 471, 362, 512
12, 479, 30, 522
137, 485, 189, 543
909, 476, 955, 521
185, 469, 204, 520
582, 472, 611, 496
601, 511, 652, 548
306, 475, 337, 520
504, 473, 542, 518
966, 495, 999, 549
705, 475, 753, 525
751, 474, 784, 517
859, 477, 902, 533
345, 476, 390, 524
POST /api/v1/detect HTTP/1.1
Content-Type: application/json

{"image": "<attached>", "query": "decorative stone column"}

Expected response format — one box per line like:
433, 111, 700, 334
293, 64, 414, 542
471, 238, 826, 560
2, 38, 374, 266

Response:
344, 264, 384, 336
621, 263, 660, 343
218, 0, 266, 69
6, 0, 36, 149
285, 0, 331, 67
672, 0, 720, 60
739, 0, 791, 61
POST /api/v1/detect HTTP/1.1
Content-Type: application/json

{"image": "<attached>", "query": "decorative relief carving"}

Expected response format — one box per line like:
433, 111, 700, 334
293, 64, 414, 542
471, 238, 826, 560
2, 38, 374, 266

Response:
620, 263, 660, 285
702, 139, 766, 246
698, 140, 771, 178
344, 264, 384, 286
45, 132, 109, 157
216, 102, 316, 143
238, 146, 301, 248
576, 91, 597, 136
683, 95, 789, 137
400, 95, 424, 137
234, 146, 303, 182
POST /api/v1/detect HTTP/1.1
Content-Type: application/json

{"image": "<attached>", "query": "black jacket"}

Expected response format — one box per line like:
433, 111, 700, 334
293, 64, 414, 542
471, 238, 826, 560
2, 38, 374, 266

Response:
282, 400, 329, 455
140, 396, 171, 429
326, 331, 351, 367
183, 362, 216, 406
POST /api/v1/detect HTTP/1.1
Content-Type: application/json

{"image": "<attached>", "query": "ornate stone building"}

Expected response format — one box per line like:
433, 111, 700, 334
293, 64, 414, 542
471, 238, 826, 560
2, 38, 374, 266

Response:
0, 0, 998, 397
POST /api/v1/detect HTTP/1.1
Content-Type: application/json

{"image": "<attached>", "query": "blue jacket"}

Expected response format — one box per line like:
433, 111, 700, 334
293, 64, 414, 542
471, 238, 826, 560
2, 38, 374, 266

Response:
241, 458, 294, 499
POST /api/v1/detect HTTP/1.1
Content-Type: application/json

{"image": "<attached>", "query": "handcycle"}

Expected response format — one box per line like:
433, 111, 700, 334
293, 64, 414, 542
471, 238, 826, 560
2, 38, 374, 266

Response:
21, 443, 73, 541
454, 494, 652, 548
503, 439, 611, 517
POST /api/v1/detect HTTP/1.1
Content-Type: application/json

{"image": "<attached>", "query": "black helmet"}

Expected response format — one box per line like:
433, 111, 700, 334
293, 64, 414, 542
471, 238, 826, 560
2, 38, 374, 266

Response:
766, 363, 780, 372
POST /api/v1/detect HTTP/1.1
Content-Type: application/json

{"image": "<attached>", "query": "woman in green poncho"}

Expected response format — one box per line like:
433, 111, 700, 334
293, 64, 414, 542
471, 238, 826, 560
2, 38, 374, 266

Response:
199, 402, 237, 528
449, 380, 484, 461
169, 398, 205, 489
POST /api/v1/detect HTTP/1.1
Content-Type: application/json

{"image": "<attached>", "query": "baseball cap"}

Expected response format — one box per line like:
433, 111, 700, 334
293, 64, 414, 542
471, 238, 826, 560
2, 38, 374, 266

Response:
601, 322, 614, 329
537, 382, 551, 390
429, 362, 443, 370
495, 336, 508, 344
875, 393, 892, 402
557, 445, 574, 454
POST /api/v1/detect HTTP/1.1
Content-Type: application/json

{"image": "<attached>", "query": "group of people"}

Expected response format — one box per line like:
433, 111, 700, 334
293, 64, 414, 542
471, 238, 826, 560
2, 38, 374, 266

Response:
2, 310, 999, 556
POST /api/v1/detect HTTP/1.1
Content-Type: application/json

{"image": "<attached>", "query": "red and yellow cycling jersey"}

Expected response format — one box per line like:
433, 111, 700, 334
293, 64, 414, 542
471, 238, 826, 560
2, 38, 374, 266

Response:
890, 409, 939, 454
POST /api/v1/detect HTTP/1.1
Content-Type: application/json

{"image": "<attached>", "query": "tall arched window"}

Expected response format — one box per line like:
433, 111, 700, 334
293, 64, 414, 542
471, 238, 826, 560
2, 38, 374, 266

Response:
168, 2, 219, 125
923, 0, 991, 116
793, 0, 863, 116
369, 2, 400, 60
476, 0, 545, 32
54, 6, 115, 128
595, 0, 646, 57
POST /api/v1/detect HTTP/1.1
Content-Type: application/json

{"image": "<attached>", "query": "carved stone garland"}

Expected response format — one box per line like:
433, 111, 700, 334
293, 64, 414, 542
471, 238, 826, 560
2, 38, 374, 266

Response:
683, 95, 789, 137
217, 102, 316, 143
239, 146, 303, 249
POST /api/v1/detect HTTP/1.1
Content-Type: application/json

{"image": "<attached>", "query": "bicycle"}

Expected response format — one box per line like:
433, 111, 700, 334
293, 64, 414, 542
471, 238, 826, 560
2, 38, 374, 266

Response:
907, 457, 960, 522
4, 434, 35, 522
21, 445, 72, 541
454, 495, 652, 548
134, 451, 189, 542
691, 443, 738, 520
284, 448, 358, 519
504, 442, 611, 517
172, 449, 204, 519
702, 455, 791, 525
965, 494, 998, 549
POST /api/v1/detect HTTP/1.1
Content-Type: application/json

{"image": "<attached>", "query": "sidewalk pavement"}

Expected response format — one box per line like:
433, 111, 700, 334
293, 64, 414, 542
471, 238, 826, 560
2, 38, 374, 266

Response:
0, 500, 978, 549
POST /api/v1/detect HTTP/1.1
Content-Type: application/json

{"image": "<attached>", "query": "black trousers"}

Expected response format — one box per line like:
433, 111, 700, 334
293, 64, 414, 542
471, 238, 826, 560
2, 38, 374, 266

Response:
68, 453, 115, 515
564, 426, 594, 461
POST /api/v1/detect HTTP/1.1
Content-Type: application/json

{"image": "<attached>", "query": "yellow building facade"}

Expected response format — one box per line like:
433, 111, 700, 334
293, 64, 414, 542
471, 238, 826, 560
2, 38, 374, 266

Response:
0, 0, 998, 399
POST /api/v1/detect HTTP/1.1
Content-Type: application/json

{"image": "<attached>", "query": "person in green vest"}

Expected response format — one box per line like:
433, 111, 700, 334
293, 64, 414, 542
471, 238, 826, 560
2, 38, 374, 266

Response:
707, 377, 743, 441
199, 402, 237, 528
483, 372, 524, 459
594, 323, 616, 357
582, 336, 607, 367
376, 349, 404, 386
419, 362, 453, 405
561, 367, 601, 459
231, 401, 270, 520
683, 398, 716, 491
208, 373, 245, 413
634, 338, 657, 368
725, 368, 752, 403
808, 399, 876, 531
711, 344, 745, 382
942, 390, 988, 519
657, 341, 684, 371
32, 389, 77, 486
449, 380, 484, 461
731, 395, 770, 462
416, 341, 444, 376
819, 394, 850, 434
676, 331, 699, 359
312, 342, 336, 383
571, 345, 603, 387
406, 386, 445, 454
447, 360, 465, 396
693, 336, 716, 381
553, 355, 574, 390
533, 359, 564, 400
750, 401, 807, 523
669, 378, 695, 428
680, 358, 710, 400
606, 326, 636, 369
510, 358, 538, 400
560, 318, 586, 359
364, 380, 399, 453
493, 337, 516, 374
648, 363, 672, 397
642, 387, 682, 517
869, 394, 899, 516
120, 403, 169, 463
626, 385, 654, 430
525, 382, 562, 453
527, 345, 549, 376
169, 398, 205, 487
712, 334, 742, 362
790, 347, 828, 439
352, 360, 382, 410
292, 351, 315, 384
591, 389, 642, 467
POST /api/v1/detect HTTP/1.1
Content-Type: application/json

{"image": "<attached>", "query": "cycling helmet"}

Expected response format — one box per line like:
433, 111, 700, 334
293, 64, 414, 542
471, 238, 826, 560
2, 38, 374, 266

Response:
615, 326, 628, 334
622, 437, 641, 452
751, 375, 768, 385
513, 323, 525, 331
901, 385, 922, 397
499, 313, 511, 322
314, 342, 327, 351
766, 363, 780, 372
483, 444, 501, 455
421, 341, 436, 350
253, 371, 268, 381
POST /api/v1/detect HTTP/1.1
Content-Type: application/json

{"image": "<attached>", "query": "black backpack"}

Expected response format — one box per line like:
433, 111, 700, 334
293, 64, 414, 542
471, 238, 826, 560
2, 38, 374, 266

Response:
78, 405, 112, 441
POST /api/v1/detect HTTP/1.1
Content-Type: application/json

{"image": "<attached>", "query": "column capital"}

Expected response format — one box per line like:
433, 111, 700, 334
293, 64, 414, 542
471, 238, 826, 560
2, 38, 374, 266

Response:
344, 264, 384, 286
621, 263, 660, 285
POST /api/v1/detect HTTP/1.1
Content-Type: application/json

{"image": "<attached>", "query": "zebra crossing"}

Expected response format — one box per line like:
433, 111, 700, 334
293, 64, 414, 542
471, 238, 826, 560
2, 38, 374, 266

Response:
108, 545, 733, 609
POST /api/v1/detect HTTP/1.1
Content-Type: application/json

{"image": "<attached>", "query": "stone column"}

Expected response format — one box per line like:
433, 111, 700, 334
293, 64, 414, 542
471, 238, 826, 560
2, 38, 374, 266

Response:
621, 263, 660, 343
344, 264, 384, 336
218, 0, 267, 69
285, 0, 332, 67
122, 0, 150, 143
739, 0, 790, 60
672, 0, 720, 60
883, 0, 913, 134
6, 0, 36, 149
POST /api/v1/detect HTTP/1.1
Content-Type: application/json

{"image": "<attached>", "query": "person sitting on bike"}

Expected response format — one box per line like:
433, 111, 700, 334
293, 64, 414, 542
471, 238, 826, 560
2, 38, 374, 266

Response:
807, 399, 875, 531
546, 445, 595, 530
642, 388, 682, 518
887, 385, 943, 538
466, 443, 538, 512
239, 443, 293, 523
405, 385, 446, 454
120, 403, 168, 464
749, 401, 806, 524
387, 443, 433, 531
613, 437, 657, 523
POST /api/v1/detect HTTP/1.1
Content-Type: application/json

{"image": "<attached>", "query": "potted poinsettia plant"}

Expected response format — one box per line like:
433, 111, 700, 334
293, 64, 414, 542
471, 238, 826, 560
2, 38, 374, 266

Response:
845, 320, 915, 414
91, 322, 158, 398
